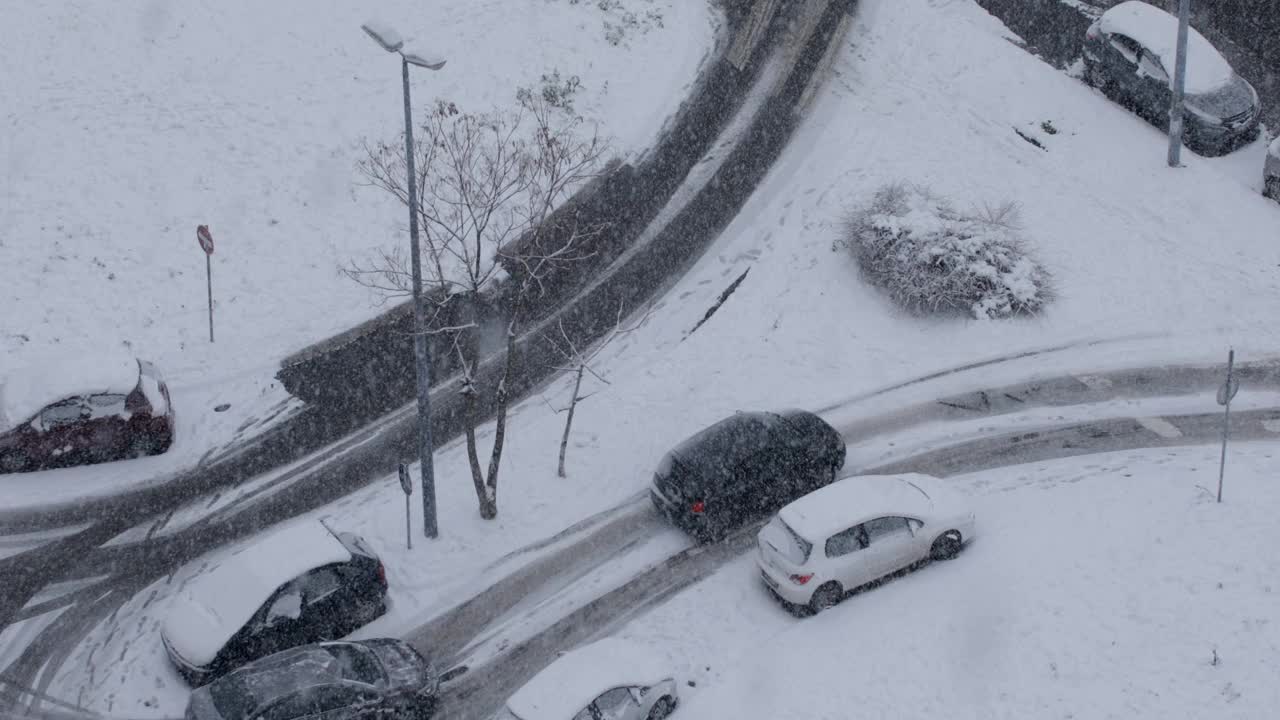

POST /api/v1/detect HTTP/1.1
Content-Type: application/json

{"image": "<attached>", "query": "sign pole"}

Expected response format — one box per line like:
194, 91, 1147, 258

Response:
398, 463, 413, 550
197, 225, 216, 343
206, 253, 214, 343
1216, 348, 1237, 503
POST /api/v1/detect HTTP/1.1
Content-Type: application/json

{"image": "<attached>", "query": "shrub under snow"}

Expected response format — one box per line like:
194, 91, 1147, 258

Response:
836, 183, 1054, 319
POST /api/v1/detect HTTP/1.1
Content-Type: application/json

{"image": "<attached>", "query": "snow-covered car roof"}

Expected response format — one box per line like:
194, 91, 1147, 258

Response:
1098, 1, 1235, 96
161, 521, 353, 666
779, 474, 944, 542
0, 349, 140, 433
506, 637, 671, 720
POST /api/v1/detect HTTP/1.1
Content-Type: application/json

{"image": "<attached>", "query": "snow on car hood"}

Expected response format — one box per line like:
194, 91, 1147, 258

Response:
0, 350, 139, 433
1100, 1, 1235, 95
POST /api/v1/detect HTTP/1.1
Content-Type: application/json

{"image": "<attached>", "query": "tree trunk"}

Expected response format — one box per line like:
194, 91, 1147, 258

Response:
483, 314, 519, 516
557, 365, 585, 477
463, 383, 494, 519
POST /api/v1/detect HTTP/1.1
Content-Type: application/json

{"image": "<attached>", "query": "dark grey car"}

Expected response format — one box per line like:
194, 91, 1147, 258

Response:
1082, 1, 1260, 155
1266, 136, 1280, 202
650, 409, 846, 543
185, 639, 439, 720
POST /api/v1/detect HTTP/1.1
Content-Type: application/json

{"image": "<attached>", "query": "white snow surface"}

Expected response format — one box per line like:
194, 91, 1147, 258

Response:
0, 0, 716, 498
36, 0, 1280, 714
616, 442, 1280, 719
0, 349, 138, 432
160, 520, 352, 666
778, 474, 935, 542
506, 637, 671, 720
1098, 1, 1236, 94
0, 0, 718, 430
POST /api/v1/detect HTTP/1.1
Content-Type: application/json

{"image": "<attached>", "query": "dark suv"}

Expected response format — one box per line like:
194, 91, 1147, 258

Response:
650, 410, 846, 543
1082, 1, 1260, 155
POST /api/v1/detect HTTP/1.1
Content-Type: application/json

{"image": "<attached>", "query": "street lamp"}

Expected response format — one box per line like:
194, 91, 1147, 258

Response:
362, 20, 446, 539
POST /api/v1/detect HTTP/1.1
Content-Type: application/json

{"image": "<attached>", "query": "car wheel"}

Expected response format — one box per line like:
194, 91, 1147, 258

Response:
1083, 60, 1109, 92
647, 696, 677, 720
128, 435, 156, 459
0, 451, 31, 474
1265, 177, 1280, 202
808, 582, 844, 614
930, 532, 963, 561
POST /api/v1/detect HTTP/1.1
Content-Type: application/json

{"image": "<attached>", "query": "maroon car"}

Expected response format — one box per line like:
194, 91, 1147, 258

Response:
0, 353, 175, 474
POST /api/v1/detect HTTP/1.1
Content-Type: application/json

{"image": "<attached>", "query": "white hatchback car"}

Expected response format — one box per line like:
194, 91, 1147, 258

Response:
499, 637, 678, 720
756, 473, 975, 614
1265, 135, 1280, 203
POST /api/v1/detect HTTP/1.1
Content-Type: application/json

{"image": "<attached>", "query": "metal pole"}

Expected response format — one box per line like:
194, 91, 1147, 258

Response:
406, 493, 413, 550
206, 253, 214, 343
1217, 348, 1234, 503
402, 56, 439, 538
1167, 0, 1192, 167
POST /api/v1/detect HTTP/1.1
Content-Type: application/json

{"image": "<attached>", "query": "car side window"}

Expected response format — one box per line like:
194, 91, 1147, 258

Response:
1109, 33, 1141, 64
300, 566, 344, 605
263, 582, 303, 624
906, 518, 924, 534
864, 517, 911, 543
592, 687, 639, 720
570, 708, 595, 720
825, 525, 868, 558
40, 399, 85, 429
1137, 50, 1168, 82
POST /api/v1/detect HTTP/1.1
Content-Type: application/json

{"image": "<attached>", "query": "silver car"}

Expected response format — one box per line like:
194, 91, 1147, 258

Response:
1266, 136, 1280, 203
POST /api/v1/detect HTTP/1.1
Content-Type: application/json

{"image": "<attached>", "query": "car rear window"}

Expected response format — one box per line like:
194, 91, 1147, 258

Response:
762, 516, 811, 564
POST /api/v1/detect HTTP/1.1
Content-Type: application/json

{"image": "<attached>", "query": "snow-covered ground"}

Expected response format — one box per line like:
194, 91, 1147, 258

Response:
618, 442, 1280, 719
17, 0, 1280, 714
0, 0, 719, 504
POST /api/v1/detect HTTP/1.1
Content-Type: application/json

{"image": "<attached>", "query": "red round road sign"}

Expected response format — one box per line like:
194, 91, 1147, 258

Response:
197, 225, 214, 255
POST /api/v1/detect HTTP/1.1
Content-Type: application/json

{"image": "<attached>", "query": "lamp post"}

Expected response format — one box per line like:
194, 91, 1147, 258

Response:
362, 21, 446, 539
1167, 0, 1192, 167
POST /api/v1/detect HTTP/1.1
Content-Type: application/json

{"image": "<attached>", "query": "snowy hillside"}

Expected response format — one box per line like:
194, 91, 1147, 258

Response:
0, 0, 717, 380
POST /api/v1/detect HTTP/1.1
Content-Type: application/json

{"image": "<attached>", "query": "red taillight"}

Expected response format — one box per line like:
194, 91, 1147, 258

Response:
789, 573, 813, 586
377, 563, 387, 586
690, 500, 705, 514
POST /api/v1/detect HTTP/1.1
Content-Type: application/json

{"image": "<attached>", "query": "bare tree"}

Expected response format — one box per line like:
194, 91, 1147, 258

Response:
347, 89, 610, 519
544, 304, 651, 477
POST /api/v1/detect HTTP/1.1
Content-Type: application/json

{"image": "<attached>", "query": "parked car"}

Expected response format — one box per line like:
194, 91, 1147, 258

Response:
756, 473, 975, 615
185, 639, 439, 720
498, 637, 678, 720
649, 409, 846, 543
0, 351, 174, 473
1266, 135, 1280, 202
162, 520, 389, 686
1082, 1, 1260, 154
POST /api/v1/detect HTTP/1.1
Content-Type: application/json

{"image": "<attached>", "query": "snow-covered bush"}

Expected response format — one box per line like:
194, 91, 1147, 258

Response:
836, 183, 1054, 319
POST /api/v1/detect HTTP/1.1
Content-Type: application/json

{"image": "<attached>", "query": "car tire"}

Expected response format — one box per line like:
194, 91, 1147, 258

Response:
0, 451, 31, 474
1265, 177, 1280, 202
930, 532, 963, 561
128, 435, 157, 459
1083, 60, 1109, 92
647, 696, 677, 720
808, 582, 844, 614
